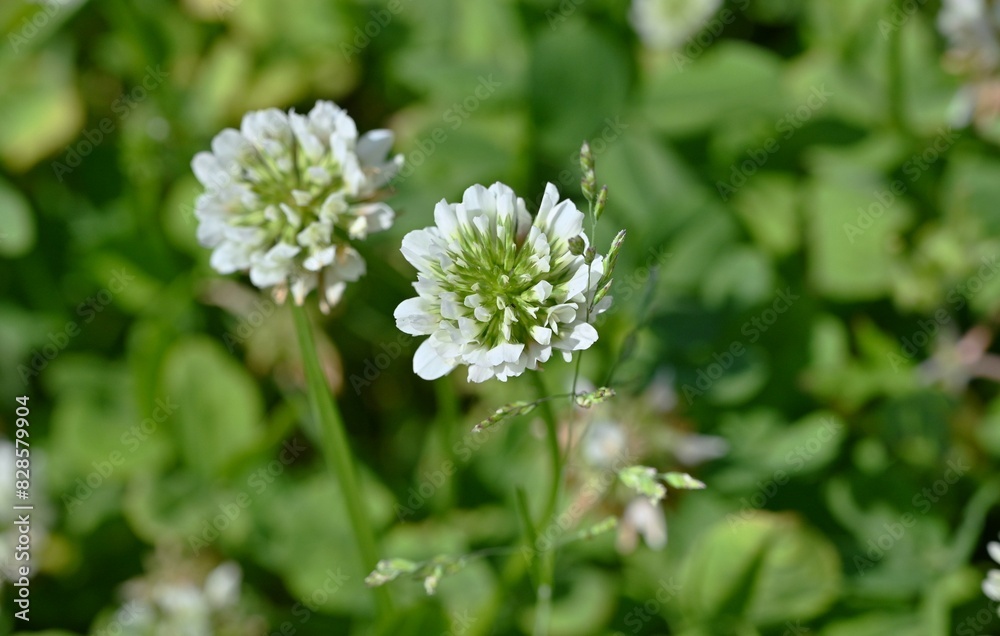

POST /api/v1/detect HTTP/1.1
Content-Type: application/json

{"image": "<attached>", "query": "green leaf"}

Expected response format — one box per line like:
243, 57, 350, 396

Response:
640, 42, 785, 136
529, 22, 630, 158
680, 513, 841, 628
806, 176, 910, 301
0, 177, 35, 257
0, 47, 83, 171
161, 336, 264, 478
730, 174, 800, 257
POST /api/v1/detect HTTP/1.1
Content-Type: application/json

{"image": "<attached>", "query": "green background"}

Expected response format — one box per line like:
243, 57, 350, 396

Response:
2, 0, 1000, 634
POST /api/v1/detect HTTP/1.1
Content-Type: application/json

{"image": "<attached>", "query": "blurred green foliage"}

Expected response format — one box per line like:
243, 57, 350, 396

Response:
2, 0, 1000, 634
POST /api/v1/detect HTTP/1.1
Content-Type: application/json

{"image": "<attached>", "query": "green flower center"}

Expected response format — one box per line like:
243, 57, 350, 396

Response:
431, 223, 580, 349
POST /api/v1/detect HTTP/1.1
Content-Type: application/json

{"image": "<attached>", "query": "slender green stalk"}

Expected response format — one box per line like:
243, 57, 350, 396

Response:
530, 372, 563, 636
887, 7, 906, 133
290, 303, 393, 616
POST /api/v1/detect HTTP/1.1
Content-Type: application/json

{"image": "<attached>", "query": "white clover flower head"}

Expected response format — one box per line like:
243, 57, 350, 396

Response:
192, 101, 402, 312
629, 0, 723, 50
395, 182, 610, 383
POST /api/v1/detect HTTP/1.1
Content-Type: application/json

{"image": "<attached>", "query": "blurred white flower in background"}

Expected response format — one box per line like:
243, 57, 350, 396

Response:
192, 101, 402, 312
939, 0, 1000, 73
568, 371, 725, 553
102, 551, 263, 636
395, 182, 610, 383
983, 536, 1000, 609
629, 0, 723, 50
937, 0, 1000, 137
617, 497, 668, 552
582, 421, 629, 469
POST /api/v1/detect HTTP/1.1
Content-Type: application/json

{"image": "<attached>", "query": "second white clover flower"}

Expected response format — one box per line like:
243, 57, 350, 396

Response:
395, 182, 611, 383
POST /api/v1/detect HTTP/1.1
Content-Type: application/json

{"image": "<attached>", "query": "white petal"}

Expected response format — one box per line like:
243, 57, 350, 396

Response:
566, 264, 593, 298
530, 326, 552, 345
537, 182, 561, 218
467, 364, 494, 383
434, 200, 460, 237
486, 343, 524, 365
461, 184, 491, 214
357, 129, 395, 166
352, 202, 396, 235
211, 128, 251, 165
395, 297, 436, 335
401, 229, 442, 270
529, 280, 553, 302
204, 562, 242, 608
989, 541, 1000, 565
543, 199, 584, 240
324, 281, 347, 308
303, 246, 336, 271
414, 338, 455, 380
192, 152, 227, 188
561, 322, 599, 351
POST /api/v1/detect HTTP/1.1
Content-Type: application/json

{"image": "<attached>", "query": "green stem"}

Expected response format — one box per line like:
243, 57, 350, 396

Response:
290, 303, 393, 617
887, 6, 906, 133
530, 372, 562, 636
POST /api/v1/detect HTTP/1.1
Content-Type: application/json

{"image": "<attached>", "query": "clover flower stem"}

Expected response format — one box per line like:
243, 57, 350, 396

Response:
290, 304, 393, 616
531, 372, 562, 636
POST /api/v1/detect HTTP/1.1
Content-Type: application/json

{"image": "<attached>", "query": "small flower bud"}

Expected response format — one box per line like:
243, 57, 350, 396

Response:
592, 278, 614, 307
599, 229, 626, 288
579, 141, 595, 178
662, 472, 706, 490
585, 246, 596, 263
574, 386, 616, 408
619, 466, 667, 505
568, 235, 586, 256
580, 141, 597, 202
594, 185, 608, 220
